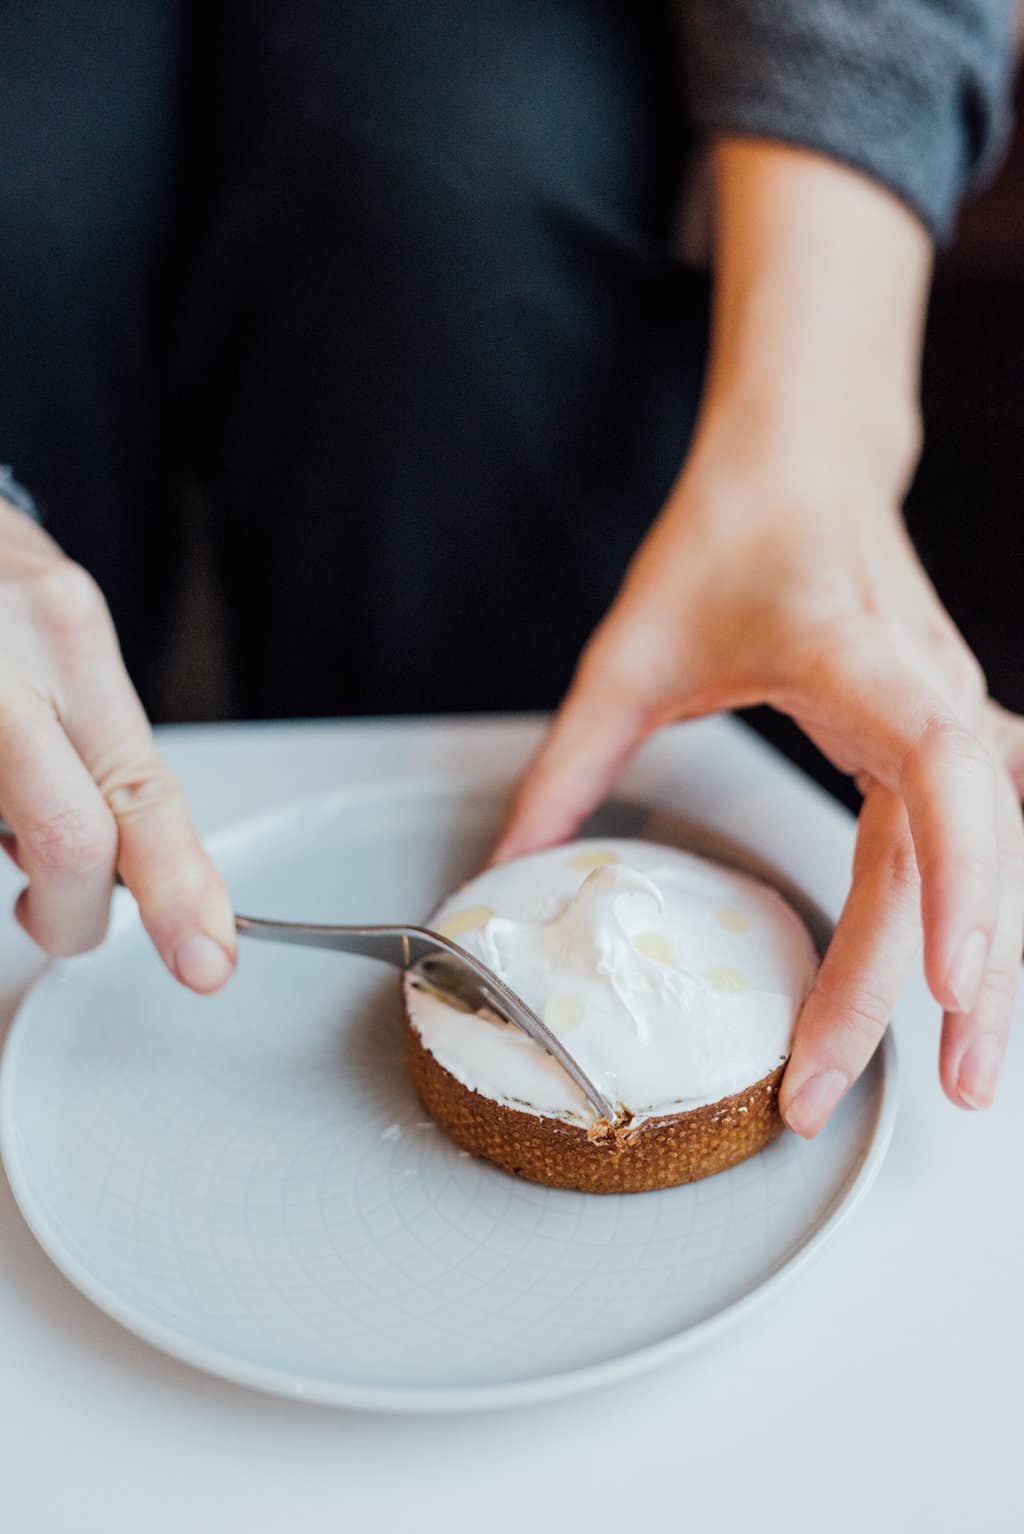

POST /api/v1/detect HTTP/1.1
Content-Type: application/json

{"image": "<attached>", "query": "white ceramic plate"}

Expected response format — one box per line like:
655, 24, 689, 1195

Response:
1, 779, 896, 1412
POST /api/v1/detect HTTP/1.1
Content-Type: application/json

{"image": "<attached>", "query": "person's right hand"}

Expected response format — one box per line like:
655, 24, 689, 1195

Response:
0, 499, 236, 991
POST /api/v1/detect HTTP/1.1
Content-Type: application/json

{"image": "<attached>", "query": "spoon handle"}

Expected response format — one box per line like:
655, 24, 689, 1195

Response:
233, 912, 424, 967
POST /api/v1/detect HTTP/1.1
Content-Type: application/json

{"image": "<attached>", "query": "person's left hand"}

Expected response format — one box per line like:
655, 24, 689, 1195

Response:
492, 417, 1024, 1137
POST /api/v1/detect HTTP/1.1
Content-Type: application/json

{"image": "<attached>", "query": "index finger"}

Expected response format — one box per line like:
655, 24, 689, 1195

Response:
51, 583, 236, 993
794, 646, 999, 1019
780, 784, 920, 1136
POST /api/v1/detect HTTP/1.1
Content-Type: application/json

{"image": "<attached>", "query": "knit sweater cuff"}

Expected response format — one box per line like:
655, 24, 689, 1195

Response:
679, 1, 1015, 245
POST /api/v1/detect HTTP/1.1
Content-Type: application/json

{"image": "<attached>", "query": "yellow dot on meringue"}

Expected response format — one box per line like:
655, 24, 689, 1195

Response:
715, 906, 750, 934
566, 849, 618, 871
705, 965, 747, 994
633, 930, 673, 963
436, 905, 495, 941
545, 993, 585, 1035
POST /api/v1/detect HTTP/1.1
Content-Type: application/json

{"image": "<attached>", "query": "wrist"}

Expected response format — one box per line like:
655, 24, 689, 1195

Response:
694, 382, 922, 508
699, 138, 930, 498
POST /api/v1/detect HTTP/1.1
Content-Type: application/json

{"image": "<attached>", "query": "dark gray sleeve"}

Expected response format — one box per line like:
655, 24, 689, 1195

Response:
0, 465, 43, 523
678, 0, 1016, 242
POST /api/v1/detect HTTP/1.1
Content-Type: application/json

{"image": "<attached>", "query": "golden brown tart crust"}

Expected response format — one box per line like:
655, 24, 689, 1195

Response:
404, 1005, 785, 1195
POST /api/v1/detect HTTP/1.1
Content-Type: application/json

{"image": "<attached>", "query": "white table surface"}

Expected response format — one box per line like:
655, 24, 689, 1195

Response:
0, 715, 1019, 1533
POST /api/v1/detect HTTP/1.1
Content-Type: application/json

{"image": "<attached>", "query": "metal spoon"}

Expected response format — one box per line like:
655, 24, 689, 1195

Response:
235, 913, 616, 1120
0, 820, 616, 1121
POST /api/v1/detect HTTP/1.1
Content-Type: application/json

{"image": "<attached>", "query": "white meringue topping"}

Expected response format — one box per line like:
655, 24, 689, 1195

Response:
405, 839, 818, 1124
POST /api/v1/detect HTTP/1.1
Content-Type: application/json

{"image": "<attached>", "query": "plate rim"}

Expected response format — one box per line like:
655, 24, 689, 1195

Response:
0, 775, 899, 1413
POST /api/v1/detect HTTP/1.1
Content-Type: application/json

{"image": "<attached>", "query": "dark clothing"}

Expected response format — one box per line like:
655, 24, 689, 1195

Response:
0, 2, 707, 716
0, 2, 1014, 727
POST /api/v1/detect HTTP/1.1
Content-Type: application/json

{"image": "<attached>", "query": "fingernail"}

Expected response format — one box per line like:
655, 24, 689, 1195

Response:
947, 929, 988, 1013
174, 933, 234, 993
782, 1069, 849, 1138
957, 1032, 1003, 1110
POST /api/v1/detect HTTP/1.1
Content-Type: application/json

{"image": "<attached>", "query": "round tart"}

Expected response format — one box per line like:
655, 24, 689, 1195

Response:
403, 839, 818, 1194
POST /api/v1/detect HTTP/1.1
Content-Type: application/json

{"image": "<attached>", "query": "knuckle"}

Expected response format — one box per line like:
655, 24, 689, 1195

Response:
881, 834, 921, 902
812, 967, 890, 1051
853, 801, 921, 901
21, 805, 116, 877
974, 938, 1024, 1000
100, 762, 184, 820
45, 929, 107, 960
907, 718, 993, 780
28, 560, 107, 638
978, 957, 1021, 1006
837, 995, 891, 1051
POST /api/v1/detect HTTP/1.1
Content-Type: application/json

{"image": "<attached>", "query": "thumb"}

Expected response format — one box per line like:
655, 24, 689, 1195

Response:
492, 632, 662, 863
